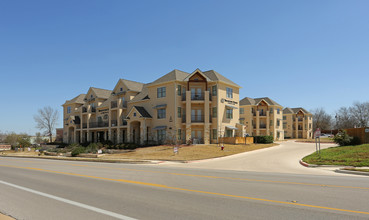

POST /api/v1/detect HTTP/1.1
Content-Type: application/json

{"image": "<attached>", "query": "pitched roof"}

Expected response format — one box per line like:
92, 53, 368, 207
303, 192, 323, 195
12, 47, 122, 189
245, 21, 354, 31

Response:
134, 106, 152, 118
149, 69, 190, 86
63, 94, 86, 105
90, 87, 112, 99
240, 97, 282, 107
129, 84, 150, 102
203, 70, 240, 88
119, 79, 144, 92
283, 107, 312, 115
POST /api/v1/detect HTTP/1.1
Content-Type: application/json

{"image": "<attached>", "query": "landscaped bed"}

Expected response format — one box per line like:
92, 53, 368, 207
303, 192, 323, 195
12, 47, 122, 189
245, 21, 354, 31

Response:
302, 144, 369, 167
2, 143, 278, 162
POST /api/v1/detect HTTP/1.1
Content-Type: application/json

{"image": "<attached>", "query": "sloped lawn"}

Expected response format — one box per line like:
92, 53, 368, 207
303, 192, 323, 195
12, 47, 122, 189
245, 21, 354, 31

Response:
302, 144, 369, 167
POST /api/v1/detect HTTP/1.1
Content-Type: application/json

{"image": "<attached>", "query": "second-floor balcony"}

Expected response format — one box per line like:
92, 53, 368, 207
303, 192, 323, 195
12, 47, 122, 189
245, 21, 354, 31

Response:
89, 121, 109, 128
121, 101, 127, 108
191, 115, 205, 123
259, 124, 267, 129
111, 101, 117, 109
111, 120, 117, 127
181, 92, 212, 101
91, 107, 96, 113
82, 107, 87, 113
298, 118, 303, 121
259, 112, 267, 116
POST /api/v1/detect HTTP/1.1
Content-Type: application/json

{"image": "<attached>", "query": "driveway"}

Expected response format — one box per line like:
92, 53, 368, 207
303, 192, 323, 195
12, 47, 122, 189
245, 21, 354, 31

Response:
160, 141, 349, 176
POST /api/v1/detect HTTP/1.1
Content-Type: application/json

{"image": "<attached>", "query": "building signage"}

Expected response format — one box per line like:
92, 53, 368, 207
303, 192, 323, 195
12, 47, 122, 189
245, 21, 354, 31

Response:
221, 98, 238, 105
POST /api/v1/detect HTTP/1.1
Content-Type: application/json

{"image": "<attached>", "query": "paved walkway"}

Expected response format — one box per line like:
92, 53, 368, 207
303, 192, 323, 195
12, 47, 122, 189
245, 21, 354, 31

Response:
160, 141, 351, 176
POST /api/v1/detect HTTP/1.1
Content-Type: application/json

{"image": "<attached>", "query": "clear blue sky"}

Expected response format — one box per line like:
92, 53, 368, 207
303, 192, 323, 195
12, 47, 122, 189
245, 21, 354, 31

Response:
1, 0, 368, 135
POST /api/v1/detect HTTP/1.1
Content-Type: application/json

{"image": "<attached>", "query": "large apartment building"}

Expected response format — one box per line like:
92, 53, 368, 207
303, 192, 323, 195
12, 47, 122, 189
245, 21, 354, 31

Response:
283, 107, 313, 139
239, 97, 284, 140
62, 69, 244, 145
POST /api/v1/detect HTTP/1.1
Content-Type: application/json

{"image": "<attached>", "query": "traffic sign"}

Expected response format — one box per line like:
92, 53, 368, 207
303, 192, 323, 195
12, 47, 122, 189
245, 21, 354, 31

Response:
314, 128, 321, 138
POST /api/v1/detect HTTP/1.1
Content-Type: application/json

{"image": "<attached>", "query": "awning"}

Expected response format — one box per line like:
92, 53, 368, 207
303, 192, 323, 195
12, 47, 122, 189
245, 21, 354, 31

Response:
153, 104, 167, 109
153, 126, 167, 130
225, 104, 238, 109
225, 125, 238, 130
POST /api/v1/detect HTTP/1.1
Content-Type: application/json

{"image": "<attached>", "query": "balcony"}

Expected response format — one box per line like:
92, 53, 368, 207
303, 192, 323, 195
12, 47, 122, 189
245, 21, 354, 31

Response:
298, 118, 303, 121
89, 121, 109, 128
181, 92, 211, 101
111, 101, 117, 109
182, 115, 186, 123
260, 124, 267, 129
121, 101, 127, 108
259, 112, 267, 116
91, 107, 96, 113
191, 115, 205, 123
111, 120, 117, 127
82, 107, 87, 113
82, 123, 87, 129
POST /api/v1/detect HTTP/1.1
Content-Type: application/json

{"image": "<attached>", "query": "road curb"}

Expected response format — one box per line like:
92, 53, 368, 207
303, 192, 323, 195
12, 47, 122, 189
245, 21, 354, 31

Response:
299, 160, 318, 167
335, 169, 369, 176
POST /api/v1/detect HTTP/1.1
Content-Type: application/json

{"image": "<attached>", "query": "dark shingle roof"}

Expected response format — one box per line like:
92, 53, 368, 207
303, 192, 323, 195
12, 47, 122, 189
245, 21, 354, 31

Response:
240, 97, 282, 107
203, 70, 240, 88
91, 87, 112, 99
134, 106, 152, 118
64, 94, 86, 105
283, 107, 312, 115
150, 69, 190, 86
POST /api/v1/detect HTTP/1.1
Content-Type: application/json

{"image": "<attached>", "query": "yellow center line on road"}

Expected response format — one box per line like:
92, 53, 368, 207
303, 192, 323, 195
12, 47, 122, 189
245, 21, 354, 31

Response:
1, 164, 369, 216
3, 159, 369, 190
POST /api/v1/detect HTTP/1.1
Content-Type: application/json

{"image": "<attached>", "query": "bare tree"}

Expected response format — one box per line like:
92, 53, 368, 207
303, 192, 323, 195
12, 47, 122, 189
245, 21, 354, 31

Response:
34, 132, 44, 145
34, 106, 59, 142
311, 108, 332, 131
349, 101, 369, 128
0, 131, 7, 143
5, 132, 19, 147
335, 107, 355, 129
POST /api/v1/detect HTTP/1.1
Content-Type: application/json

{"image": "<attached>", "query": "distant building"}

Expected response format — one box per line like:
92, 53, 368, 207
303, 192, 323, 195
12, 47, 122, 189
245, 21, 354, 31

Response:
55, 128, 63, 142
62, 69, 245, 145
0, 144, 11, 151
239, 97, 284, 140
283, 107, 313, 139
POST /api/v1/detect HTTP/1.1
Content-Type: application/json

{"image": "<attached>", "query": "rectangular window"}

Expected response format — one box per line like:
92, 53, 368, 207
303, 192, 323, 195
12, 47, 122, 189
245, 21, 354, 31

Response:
283, 116, 286, 120
309, 123, 312, 129
212, 129, 217, 139
226, 109, 233, 119
157, 87, 166, 98
283, 122, 287, 129
157, 109, 166, 119
177, 129, 181, 140
270, 108, 273, 113
177, 107, 181, 118
277, 108, 280, 114
226, 87, 233, 99
157, 129, 166, 141
67, 106, 71, 114
212, 86, 217, 96
177, 85, 181, 96
212, 107, 217, 117
270, 120, 273, 126
240, 108, 244, 114
277, 119, 280, 127
226, 130, 233, 137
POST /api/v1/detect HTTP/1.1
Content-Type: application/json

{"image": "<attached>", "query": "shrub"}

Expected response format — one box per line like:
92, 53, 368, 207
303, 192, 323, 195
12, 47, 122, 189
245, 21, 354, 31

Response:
71, 146, 85, 157
333, 130, 353, 146
253, 136, 274, 144
350, 136, 361, 146
85, 143, 99, 153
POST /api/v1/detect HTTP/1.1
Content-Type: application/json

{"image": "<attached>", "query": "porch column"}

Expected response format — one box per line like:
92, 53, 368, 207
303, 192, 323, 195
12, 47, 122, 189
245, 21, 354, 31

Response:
295, 117, 298, 138
141, 120, 146, 145
204, 91, 210, 144
127, 122, 131, 142
266, 111, 270, 136
117, 129, 121, 144
73, 129, 77, 143
256, 110, 260, 136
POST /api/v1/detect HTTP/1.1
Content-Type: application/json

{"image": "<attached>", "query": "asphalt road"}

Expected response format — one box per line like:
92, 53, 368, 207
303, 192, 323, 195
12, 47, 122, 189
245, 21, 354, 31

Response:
1, 157, 369, 220
162, 141, 344, 175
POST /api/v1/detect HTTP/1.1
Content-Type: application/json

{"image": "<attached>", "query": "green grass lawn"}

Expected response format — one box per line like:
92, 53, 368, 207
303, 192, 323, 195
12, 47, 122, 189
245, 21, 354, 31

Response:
302, 144, 369, 167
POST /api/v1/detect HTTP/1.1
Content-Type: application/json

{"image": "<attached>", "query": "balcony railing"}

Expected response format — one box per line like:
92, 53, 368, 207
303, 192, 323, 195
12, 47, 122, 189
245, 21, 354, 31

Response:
121, 101, 127, 108
111, 120, 117, 127
122, 119, 127, 126
260, 124, 267, 129
82, 123, 87, 128
191, 115, 205, 123
91, 107, 96, 113
111, 101, 117, 109
89, 121, 109, 128
259, 112, 266, 116
298, 118, 303, 121
181, 92, 212, 101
